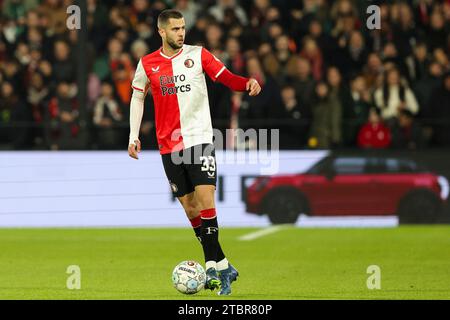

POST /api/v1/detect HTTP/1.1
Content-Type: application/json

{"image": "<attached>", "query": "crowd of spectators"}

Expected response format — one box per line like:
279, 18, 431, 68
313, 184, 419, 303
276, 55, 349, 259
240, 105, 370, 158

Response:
0, 0, 449, 151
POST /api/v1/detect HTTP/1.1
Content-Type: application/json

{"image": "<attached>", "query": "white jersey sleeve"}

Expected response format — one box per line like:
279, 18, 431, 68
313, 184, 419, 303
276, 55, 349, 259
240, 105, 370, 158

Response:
129, 59, 149, 146
131, 59, 150, 98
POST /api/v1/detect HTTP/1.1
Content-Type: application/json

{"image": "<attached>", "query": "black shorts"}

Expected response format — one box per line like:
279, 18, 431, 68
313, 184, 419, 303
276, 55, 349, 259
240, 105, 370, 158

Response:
161, 143, 217, 197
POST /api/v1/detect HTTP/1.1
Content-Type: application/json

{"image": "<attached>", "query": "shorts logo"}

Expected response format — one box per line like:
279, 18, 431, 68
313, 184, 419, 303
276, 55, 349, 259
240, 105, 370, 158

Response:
170, 183, 178, 193
184, 59, 194, 68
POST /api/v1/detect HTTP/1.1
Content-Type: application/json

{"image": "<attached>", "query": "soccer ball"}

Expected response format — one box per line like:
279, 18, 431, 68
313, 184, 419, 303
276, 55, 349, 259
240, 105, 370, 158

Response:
172, 260, 206, 294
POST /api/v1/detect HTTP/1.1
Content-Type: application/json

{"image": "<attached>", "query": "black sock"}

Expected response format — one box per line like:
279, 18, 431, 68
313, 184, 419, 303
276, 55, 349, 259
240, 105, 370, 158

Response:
193, 226, 226, 262
200, 215, 219, 266
193, 226, 202, 243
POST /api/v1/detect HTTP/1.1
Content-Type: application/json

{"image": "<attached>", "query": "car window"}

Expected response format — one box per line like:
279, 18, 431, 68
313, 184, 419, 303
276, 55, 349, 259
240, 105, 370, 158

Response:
306, 157, 333, 174
333, 158, 366, 174
386, 158, 417, 173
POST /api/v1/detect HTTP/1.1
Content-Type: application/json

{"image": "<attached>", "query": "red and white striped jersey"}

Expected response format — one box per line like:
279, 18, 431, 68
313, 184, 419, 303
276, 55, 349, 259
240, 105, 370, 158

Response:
132, 44, 226, 154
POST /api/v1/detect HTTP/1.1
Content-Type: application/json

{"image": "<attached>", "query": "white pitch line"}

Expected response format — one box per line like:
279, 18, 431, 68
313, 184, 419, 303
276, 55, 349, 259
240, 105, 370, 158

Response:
238, 225, 289, 241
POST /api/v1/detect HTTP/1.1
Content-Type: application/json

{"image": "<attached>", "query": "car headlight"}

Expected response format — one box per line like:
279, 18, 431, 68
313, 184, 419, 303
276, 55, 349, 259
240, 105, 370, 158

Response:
437, 176, 449, 200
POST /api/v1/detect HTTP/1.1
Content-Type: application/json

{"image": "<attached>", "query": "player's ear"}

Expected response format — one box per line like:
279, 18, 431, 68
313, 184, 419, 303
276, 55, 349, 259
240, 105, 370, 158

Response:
158, 28, 165, 39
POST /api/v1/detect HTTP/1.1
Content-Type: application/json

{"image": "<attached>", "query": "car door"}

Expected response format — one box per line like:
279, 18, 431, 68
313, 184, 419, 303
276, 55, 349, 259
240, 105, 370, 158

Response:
368, 158, 418, 214
303, 157, 380, 215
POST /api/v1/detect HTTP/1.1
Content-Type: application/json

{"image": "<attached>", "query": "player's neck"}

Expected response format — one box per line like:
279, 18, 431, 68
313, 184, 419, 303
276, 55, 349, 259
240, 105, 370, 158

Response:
161, 43, 182, 58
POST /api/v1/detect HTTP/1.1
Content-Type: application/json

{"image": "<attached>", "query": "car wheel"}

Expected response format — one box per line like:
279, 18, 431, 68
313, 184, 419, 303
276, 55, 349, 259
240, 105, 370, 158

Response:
262, 189, 307, 225
398, 191, 442, 224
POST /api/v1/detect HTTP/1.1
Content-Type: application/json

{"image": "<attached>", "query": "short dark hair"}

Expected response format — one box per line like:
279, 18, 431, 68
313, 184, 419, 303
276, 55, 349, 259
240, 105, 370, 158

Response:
370, 107, 382, 117
157, 9, 183, 28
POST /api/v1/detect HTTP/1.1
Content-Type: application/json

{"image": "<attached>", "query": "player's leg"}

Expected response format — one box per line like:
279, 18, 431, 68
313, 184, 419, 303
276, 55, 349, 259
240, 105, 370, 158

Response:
178, 191, 231, 291
177, 191, 202, 243
177, 191, 227, 259
161, 150, 197, 241
194, 185, 238, 295
193, 184, 222, 290
182, 144, 222, 290
194, 184, 218, 268
186, 144, 238, 294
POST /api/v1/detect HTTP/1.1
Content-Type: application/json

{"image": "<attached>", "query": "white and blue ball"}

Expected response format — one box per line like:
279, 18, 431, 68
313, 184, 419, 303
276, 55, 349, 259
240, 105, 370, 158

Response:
172, 260, 206, 294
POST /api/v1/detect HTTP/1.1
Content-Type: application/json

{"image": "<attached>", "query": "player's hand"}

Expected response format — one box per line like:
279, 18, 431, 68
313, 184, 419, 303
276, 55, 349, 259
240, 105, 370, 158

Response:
246, 78, 261, 96
128, 139, 141, 160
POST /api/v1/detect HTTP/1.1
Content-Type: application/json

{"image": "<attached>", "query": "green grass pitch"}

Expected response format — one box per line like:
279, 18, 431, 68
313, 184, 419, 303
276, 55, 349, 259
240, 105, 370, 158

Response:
0, 226, 449, 300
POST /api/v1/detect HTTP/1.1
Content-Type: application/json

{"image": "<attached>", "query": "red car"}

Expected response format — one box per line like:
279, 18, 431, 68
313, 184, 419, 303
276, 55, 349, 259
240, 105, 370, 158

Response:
245, 156, 448, 224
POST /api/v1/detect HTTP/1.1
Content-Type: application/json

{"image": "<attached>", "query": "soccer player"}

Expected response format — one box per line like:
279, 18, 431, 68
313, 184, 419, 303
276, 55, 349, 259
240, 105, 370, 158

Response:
127, 9, 261, 295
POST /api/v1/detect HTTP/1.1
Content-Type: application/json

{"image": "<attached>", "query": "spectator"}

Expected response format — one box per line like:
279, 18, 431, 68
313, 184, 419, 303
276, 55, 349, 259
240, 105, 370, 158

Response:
111, 55, 133, 107
427, 10, 447, 51
0, 81, 32, 148
269, 33, 298, 85
405, 42, 431, 82
1, 60, 22, 92
259, 9, 283, 44
374, 67, 419, 123
392, 2, 417, 58
129, 0, 153, 26
87, 4, 110, 56
14, 42, 31, 67
108, 5, 132, 35
326, 66, 348, 146
174, 0, 199, 32
345, 30, 368, 79
238, 56, 283, 131
185, 13, 211, 45
209, 0, 248, 26
37, 59, 53, 88
205, 22, 223, 51
429, 72, 450, 147
414, 0, 433, 30
130, 39, 149, 64
52, 40, 76, 83
433, 47, 449, 72
290, 57, 316, 111
299, 36, 323, 81
391, 109, 425, 150
307, 18, 335, 64
343, 74, 372, 146
362, 52, 383, 90
249, 0, 270, 30
37, 0, 68, 35
46, 82, 80, 150
414, 61, 444, 119
357, 107, 391, 149
27, 72, 49, 146
309, 82, 342, 149
223, 37, 245, 75
278, 85, 311, 149
93, 82, 124, 149
23, 24, 48, 58
381, 42, 408, 76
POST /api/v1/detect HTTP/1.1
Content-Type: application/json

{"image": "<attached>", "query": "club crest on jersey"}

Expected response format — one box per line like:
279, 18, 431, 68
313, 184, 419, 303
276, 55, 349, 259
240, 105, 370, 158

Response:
151, 66, 160, 73
184, 59, 194, 68
170, 182, 178, 193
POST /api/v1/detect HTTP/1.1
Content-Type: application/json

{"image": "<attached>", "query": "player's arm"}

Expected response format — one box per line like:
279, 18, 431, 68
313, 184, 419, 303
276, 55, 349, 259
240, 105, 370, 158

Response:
201, 47, 261, 96
216, 69, 261, 96
128, 59, 150, 160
